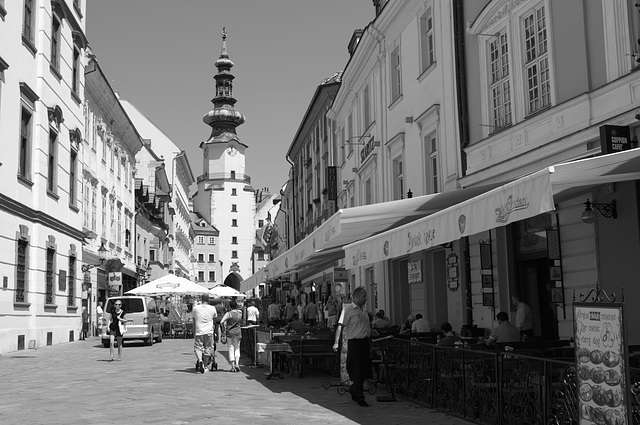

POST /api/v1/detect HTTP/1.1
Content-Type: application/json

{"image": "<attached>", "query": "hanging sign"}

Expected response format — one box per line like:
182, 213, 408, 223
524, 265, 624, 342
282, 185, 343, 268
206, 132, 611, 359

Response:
333, 267, 348, 282
573, 302, 629, 424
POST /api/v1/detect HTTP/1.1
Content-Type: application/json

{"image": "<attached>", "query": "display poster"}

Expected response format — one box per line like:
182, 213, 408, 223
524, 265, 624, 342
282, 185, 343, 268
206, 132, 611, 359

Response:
574, 303, 628, 425
407, 260, 422, 284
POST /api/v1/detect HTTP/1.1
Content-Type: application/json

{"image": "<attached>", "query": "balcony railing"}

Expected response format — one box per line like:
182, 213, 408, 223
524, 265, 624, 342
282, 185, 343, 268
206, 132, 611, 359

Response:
197, 172, 251, 184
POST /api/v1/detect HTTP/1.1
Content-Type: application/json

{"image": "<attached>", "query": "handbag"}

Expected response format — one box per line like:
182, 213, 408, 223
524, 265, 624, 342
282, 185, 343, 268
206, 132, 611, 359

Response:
117, 311, 127, 334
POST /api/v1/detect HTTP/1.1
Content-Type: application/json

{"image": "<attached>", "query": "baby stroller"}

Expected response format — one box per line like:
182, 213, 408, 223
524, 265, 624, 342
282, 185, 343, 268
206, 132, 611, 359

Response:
204, 327, 218, 371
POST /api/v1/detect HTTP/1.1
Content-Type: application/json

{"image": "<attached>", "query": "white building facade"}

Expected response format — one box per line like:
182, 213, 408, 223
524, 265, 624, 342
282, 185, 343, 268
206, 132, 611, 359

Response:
0, 0, 88, 352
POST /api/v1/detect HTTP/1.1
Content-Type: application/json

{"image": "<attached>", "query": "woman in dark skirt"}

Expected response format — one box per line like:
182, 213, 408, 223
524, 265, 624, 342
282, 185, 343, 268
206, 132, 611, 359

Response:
108, 301, 126, 361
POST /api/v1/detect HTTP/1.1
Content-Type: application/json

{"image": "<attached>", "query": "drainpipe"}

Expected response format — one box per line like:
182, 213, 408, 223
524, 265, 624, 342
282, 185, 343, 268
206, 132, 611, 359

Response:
286, 156, 297, 246
454, 0, 474, 327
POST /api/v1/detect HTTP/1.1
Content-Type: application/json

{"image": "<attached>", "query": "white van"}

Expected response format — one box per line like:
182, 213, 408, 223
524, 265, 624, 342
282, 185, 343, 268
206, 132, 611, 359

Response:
101, 296, 163, 348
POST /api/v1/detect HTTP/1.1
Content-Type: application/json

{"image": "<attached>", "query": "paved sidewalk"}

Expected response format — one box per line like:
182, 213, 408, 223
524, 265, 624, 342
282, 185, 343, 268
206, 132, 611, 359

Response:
0, 337, 475, 425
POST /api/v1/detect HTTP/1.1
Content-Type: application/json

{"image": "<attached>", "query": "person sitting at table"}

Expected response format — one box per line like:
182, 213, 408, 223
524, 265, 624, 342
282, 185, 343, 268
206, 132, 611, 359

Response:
371, 311, 390, 329
285, 314, 306, 333
411, 313, 431, 334
399, 315, 415, 336
377, 310, 391, 325
438, 322, 461, 347
485, 311, 521, 347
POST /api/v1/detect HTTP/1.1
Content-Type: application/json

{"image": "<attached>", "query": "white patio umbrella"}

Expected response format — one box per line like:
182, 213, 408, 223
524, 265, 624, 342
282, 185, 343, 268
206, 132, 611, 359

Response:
208, 284, 246, 299
125, 274, 209, 296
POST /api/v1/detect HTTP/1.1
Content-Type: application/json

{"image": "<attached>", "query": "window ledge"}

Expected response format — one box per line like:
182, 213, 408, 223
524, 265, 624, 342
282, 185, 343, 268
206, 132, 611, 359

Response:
388, 94, 403, 111
17, 174, 34, 188
14, 302, 31, 310
47, 190, 60, 201
73, 3, 83, 19
69, 204, 79, 213
67, 305, 79, 313
22, 35, 37, 56
71, 91, 81, 105
417, 62, 436, 82
50, 64, 62, 81
44, 304, 58, 313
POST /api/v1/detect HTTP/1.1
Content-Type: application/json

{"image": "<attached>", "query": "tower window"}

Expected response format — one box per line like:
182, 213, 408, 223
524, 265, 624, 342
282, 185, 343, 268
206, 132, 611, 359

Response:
232, 219, 237, 227
231, 204, 237, 212
232, 237, 237, 244
231, 188, 237, 196
231, 251, 238, 259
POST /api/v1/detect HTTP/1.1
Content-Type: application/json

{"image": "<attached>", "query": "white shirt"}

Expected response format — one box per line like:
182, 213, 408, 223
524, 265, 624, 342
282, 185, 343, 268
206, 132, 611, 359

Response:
412, 318, 431, 333
247, 306, 259, 322
192, 303, 217, 336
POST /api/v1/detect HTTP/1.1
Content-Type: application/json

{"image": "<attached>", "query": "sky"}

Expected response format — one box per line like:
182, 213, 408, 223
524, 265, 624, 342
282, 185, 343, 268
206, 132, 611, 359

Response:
87, 0, 373, 196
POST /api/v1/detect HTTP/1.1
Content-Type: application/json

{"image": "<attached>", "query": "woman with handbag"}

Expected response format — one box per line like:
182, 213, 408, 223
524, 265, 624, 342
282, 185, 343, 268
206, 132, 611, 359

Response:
220, 299, 243, 372
108, 300, 127, 362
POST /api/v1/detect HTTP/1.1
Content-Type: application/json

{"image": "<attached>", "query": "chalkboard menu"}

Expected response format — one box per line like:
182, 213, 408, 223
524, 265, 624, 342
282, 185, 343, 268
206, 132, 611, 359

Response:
573, 303, 629, 425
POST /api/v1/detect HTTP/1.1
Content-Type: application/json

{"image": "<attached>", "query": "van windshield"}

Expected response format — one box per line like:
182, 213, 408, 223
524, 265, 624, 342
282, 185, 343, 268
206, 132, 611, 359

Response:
107, 298, 144, 313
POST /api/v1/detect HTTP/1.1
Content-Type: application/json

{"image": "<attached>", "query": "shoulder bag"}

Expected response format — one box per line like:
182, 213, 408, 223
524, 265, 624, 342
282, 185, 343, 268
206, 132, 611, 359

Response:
117, 311, 127, 334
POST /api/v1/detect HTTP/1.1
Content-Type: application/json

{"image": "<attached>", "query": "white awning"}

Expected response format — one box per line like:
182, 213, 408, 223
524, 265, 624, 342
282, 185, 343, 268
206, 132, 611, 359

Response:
239, 268, 266, 294
344, 148, 640, 269
239, 183, 502, 290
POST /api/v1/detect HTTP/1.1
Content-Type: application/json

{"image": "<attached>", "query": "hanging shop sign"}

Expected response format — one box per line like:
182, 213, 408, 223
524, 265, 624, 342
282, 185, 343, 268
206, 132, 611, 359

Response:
333, 267, 348, 282
108, 272, 122, 287
574, 301, 629, 424
326, 166, 337, 201
599, 125, 636, 154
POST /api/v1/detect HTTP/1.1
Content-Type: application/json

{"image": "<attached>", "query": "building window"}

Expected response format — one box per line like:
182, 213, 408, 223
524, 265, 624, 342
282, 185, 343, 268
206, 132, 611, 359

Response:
208, 236, 216, 245
16, 239, 28, 303
110, 147, 115, 171
347, 113, 353, 156
230, 170, 236, 180
102, 135, 107, 163
101, 193, 107, 239
22, 0, 35, 45
72, 45, 81, 95
390, 45, 402, 102
392, 157, 404, 200
68, 255, 76, 306
198, 253, 204, 262
125, 216, 131, 248
231, 251, 238, 259
83, 181, 90, 229
489, 32, 512, 130
110, 202, 115, 242
91, 187, 97, 231
117, 209, 122, 246
69, 149, 78, 206
257, 251, 264, 261
232, 219, 237, 227
198, 271, 204, 282
231, 204, 237, 212
425, 132, 439, 194
231, 188, 237, 196
232, 237, 237, 245
19, 105, 33, 180
208, 253, 215, 262
208, 271, 215, 282
149, 249, 155, 262
363, 85, 371, 129
50, 14, 61, 72
258, 220, 264, 228
45, 248, 55, 305
364, 178, 373, 205
117, 157, 122, 179
420, 7, 435, 73
197, 236, 204, 245
523, 5, 550, 115
47, 129, 58, 193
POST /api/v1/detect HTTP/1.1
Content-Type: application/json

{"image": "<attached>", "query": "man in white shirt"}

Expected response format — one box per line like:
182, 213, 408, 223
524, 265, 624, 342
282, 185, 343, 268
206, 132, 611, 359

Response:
411, 314, 431, 334
192, 294, 217, 373
512, 295, 533, 338
246, 301, 260, 325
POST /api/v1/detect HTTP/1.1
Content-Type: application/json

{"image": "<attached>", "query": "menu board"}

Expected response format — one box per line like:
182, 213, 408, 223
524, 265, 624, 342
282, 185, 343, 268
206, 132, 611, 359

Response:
574, 303, 628, 425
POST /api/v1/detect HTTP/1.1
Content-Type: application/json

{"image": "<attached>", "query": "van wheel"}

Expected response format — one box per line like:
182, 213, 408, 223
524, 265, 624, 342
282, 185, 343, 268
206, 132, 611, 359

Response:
146, 330, 154, 346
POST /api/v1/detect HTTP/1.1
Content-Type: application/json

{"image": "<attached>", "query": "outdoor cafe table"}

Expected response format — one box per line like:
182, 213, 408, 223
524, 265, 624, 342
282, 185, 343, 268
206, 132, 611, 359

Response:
256, 330, 291, 380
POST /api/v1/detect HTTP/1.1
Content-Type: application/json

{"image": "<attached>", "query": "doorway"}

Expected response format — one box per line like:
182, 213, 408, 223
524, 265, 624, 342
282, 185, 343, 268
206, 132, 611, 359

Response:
515, 257, 558, 340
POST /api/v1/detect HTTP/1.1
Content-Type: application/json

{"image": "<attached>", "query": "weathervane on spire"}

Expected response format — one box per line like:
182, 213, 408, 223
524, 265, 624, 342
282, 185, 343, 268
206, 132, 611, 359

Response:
221, 27, 227, 41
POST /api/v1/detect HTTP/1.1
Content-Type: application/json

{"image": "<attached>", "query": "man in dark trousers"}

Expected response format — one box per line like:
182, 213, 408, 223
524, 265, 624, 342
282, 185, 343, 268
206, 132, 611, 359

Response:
332, 287, 378, 407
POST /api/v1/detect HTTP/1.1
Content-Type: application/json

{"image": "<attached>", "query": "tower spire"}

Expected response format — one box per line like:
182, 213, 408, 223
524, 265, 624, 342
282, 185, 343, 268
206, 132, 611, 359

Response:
202, 27, 245, 142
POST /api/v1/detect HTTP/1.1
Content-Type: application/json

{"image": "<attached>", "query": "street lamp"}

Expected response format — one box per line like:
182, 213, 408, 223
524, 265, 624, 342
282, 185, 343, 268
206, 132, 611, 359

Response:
81, 242, 108, 272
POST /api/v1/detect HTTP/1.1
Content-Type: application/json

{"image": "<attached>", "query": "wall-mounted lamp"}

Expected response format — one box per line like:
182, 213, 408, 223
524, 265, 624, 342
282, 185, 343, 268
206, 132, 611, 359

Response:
581, 199, 617, 224
81, 242, 107, 272
407, 189, 413, 199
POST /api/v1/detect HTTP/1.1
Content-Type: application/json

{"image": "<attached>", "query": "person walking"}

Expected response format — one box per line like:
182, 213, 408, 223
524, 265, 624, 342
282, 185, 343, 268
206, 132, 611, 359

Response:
285, 299, 296, 321
512, 295, 534, 339
96, 301, 104, 337
81, 306, 89, 340
108, 301, 126, 361
220, 299, 243, 372
324, 296, 338, 329
246, 301, 259, 326
192, 294, 218, 374
332, 287, 378, 407
267, 299, 280, 327
306, 300, 318, 327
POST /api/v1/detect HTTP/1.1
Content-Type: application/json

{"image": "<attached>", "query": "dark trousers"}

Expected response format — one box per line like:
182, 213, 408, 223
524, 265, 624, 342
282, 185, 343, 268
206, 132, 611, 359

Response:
520, 329, 534, 338
347, 338, 372, 401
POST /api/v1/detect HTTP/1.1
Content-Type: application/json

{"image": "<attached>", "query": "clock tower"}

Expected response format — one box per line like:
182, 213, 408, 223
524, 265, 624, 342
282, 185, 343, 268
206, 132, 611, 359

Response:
192, 28, 255, 291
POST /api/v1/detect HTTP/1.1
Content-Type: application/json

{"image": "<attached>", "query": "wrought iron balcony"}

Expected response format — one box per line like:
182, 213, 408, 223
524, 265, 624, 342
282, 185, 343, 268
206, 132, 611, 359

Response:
197, 172, 252, 184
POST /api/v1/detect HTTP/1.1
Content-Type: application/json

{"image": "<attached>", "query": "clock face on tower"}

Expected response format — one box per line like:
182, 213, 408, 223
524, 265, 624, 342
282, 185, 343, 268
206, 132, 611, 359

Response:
226, 146, 238, 157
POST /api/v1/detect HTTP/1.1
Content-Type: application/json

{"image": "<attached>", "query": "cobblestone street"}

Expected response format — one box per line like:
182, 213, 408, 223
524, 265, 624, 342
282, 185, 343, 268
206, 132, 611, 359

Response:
0, 337, 475, 425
